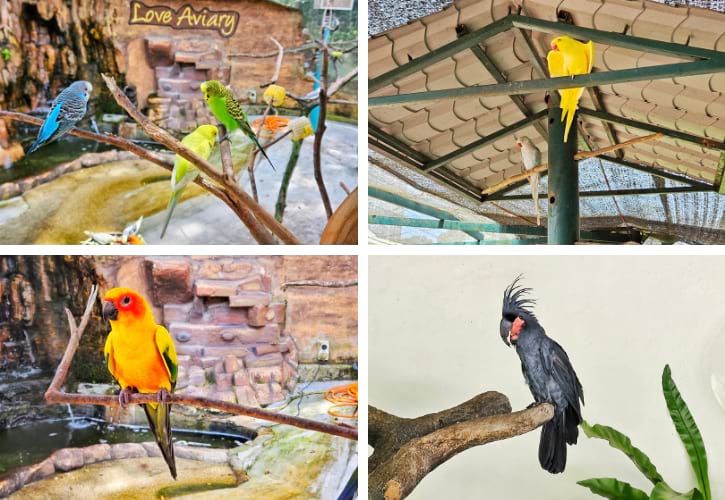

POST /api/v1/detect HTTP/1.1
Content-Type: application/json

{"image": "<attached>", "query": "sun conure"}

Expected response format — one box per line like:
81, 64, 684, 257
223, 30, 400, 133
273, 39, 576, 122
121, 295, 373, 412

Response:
547, 36, 594, 143
102, 287, 178, 479
200, 80, 276, 170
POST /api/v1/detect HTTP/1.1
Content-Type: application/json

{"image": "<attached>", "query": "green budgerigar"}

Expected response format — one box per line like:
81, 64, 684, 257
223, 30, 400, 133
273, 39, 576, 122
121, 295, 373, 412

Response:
160, 124, 218, 239
200, 80, 276, 170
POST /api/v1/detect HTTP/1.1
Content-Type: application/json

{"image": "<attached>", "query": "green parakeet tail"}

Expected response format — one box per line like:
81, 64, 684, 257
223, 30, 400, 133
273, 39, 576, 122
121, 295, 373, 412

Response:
143, 402, 176, 479
160, 192, 181, 240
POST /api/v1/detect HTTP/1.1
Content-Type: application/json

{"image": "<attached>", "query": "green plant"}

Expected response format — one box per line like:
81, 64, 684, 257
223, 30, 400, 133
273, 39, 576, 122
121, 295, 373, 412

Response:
577, 365, 711, 500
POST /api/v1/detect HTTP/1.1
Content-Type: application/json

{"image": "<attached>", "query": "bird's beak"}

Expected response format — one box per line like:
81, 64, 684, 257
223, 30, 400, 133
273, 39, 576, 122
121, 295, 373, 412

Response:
551, 42, 558, 51
102, 301, 118, 322
500, 319, 511, 347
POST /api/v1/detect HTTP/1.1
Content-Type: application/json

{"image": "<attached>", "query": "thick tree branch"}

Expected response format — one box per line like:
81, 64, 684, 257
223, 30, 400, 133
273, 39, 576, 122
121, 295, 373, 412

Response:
368, 395, 554, 500
45, 287, 357, 441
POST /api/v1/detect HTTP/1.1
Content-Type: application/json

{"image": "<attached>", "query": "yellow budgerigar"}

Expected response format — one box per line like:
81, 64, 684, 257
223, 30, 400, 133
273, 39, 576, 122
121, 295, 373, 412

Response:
547, 36, 594, 143
160, 124, 218, 239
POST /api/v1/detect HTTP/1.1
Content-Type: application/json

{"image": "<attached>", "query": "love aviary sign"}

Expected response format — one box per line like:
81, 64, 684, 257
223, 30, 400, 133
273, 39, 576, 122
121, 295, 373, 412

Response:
129, 1, 240, 38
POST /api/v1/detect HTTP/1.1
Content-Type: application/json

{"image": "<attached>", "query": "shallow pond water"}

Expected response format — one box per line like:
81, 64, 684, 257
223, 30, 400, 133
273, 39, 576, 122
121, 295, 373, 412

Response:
0, 418, 250, 474
0, 136, 116, 184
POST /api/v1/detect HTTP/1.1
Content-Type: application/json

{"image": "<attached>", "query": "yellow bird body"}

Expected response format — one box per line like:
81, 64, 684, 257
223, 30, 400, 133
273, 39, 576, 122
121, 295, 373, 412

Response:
103, 287, 178, 479
547, 36, 594, 142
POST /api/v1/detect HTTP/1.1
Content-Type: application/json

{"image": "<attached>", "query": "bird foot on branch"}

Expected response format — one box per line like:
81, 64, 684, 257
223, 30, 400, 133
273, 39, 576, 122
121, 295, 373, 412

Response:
118, 387, 135, 407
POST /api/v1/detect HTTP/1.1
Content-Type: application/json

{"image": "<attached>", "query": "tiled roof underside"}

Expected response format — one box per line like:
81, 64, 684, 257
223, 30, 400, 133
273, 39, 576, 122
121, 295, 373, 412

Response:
368, 0, 725, 241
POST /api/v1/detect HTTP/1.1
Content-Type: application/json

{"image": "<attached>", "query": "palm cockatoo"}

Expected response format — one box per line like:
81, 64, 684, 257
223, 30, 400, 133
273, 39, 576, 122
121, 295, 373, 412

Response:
517, 137, 542, 226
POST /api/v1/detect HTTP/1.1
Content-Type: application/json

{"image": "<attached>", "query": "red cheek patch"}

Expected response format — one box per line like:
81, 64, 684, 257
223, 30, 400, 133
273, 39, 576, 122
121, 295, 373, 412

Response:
511, 317, 526, 339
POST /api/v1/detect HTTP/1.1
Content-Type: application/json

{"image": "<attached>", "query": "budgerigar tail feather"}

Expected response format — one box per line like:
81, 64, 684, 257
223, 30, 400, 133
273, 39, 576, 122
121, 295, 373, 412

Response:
253, 135, 276, 171
26, 140, 42, 154
160, 192, 180, 240
530, 173, 540, 226
143, 402, 177, 479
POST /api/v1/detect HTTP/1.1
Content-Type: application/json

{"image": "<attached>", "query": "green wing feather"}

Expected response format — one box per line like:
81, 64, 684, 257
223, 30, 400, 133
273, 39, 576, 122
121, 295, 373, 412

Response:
154, 325, 178, 387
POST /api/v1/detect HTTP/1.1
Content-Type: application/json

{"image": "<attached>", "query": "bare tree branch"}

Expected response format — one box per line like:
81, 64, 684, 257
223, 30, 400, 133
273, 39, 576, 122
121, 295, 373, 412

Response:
260, 37, 284, 88
313, 40, 333, 219
44, 286, 357, 441
368, 395, 554, 500
101, 74, 301, 245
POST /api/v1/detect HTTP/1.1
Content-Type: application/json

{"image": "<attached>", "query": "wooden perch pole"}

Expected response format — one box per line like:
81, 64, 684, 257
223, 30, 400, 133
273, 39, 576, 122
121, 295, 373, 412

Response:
313, 37, 333, 219
481, 132, 664, 196
44, 286, 357, 441
369, 394, 554, 500
101, 74, 301, 245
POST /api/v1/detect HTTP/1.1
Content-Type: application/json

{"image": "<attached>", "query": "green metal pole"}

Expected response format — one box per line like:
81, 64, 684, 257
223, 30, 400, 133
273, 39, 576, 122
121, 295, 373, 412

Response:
547, 107, 579, 244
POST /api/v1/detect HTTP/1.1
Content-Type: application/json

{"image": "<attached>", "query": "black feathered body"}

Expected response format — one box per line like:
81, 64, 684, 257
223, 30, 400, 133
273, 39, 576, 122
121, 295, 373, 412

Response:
500, 277, 584, 474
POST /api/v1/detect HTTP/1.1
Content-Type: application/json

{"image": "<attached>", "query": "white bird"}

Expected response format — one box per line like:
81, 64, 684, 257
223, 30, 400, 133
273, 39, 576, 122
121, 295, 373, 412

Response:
517, 137, 542, 226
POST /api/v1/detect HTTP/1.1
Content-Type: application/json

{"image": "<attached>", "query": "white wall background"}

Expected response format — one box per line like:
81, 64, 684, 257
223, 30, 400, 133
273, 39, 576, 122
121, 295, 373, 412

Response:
369, 256, 725, 499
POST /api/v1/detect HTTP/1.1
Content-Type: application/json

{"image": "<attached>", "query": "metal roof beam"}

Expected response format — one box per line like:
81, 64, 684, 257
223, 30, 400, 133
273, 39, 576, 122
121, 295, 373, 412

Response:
579, 108, 725, 152
369, 185, 486, 241
716, 152, 725, 194
511, 15, 725, 62
369, 17, 512, 93
491, 186, 712, 200
458, 26, 549, 141
369, 59, 724, 107
423, 109, 547, 172
598, 155, 716, 190
416, 238, 547, 245
368, 124, 483, 200
368, 215, 641, 242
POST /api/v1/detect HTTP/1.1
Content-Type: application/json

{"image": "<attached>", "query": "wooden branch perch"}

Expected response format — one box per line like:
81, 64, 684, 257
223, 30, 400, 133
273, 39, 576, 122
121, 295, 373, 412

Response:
481, 132, 664, 196
369, 394, 554, 500
313, 41, 333, 219
101, 74, 301, 245
260, 37, 284, 88
44, 286, 357, 441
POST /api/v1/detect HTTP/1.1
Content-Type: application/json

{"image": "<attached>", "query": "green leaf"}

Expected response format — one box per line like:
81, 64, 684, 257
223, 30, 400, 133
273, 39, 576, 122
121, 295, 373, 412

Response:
577, 478, 649, 500
650, 482, 704, 500
662, 365, 711, 500
582, 420, 663, 485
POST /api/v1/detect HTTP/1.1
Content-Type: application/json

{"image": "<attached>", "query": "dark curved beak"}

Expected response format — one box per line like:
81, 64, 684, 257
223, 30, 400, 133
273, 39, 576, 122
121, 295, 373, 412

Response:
102, 301, 118, 322
499, 318, 511, 347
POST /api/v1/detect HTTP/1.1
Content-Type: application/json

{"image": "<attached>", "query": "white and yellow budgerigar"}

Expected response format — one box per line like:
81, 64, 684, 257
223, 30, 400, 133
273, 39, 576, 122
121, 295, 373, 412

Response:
160, 124, 218, 239
547, 36, 594, 143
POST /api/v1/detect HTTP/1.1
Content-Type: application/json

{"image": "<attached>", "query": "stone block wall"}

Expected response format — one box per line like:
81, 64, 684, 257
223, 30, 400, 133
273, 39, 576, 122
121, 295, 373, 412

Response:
143, 257, 296, 407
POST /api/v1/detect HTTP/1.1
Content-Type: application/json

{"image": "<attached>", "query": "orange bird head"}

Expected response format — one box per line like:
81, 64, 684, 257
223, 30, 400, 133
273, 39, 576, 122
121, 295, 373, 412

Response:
102, 287, 152, 325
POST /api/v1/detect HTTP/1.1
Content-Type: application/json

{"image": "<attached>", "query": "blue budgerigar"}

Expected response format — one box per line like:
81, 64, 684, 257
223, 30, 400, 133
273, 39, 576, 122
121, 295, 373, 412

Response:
27, 80, 93, 154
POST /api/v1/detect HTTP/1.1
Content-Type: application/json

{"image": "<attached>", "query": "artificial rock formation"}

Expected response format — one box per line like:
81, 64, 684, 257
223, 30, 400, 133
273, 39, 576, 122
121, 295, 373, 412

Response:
145, 257, 298, 408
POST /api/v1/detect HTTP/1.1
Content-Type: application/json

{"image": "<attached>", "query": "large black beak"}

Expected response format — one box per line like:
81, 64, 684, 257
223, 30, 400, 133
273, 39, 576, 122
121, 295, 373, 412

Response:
499, 318, 511, 346
102, 301, 118, 322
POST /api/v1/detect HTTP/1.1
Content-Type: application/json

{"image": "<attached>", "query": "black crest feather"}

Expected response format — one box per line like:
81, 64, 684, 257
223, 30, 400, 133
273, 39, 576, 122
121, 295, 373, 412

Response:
502, 275, 537, 319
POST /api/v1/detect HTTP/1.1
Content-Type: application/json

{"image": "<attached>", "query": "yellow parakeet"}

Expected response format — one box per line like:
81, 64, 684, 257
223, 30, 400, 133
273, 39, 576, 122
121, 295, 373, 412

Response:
547, 36, 594, 143
160, 124, 218, 239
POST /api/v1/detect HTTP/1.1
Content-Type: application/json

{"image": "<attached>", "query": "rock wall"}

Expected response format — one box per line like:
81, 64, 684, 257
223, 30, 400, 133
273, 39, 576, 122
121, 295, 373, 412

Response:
0, 256, 107, 428
0, 0, 308, 136
95, 255, 358, 408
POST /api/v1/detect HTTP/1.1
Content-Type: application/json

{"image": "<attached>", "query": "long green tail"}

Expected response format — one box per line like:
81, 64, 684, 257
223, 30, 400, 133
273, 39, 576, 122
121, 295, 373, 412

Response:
143, 402, 177, 479
160, 192, 180, 240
